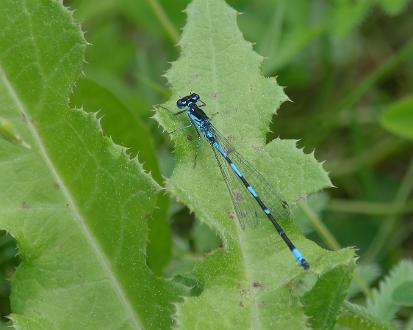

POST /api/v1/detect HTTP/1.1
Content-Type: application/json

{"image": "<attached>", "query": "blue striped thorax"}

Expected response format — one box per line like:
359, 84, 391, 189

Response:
188, 105, 210, 127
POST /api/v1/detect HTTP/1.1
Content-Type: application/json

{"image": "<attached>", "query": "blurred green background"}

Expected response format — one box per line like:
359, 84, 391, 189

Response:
1, 0, 413, 324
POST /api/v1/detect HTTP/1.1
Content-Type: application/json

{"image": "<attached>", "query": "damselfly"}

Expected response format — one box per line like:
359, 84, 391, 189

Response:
163, 93, 309, 270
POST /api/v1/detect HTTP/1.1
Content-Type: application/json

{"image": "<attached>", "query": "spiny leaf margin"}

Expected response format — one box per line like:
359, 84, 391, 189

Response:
154, 0, 354, 329
337, 301, 392, 330
367, 260, 413, 323
0, 0, 178, 328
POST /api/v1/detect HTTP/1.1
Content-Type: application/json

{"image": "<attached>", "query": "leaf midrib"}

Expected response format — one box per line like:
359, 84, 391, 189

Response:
0, 63, 143, 329
204, 1, 262, 328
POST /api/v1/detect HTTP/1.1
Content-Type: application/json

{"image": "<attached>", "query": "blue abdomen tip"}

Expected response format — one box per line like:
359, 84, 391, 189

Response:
292, 248, 303, 260
292, 248, 310, 270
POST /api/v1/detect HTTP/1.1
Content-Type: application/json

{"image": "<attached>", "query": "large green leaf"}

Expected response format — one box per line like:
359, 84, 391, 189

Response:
155, 0, 354, 328
392, 281, 413, 306
71, 78, 160, 176
303, 265, 354, 329
70, 77, 172, 274
337, 302, 392, 330
367, 260, 413, 323
0, 0, 177, 328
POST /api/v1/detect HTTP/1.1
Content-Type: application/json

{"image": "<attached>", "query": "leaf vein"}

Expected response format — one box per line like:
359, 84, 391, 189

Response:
0, 64, 143, 329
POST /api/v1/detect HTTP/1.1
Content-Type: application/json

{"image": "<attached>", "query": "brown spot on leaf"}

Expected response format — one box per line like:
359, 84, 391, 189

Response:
186, 134, 193, 142
234, 192, 243, 203
21, 201, 29, 209
252, 282, 262, 289
251, 144, 260, 152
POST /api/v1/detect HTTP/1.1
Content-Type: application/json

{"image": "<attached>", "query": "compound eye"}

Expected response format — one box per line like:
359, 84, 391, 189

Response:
192, 94, 200, 101
176, 100, 185, 108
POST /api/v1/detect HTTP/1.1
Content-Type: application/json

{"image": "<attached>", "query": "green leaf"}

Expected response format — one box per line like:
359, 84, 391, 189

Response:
71, 78, 160, 176
70, 77, 172, 274
0, 0, 178, 328
377, 0, 411, 15
155, 0, 355, 328
380, 96, 413, 141
192, 220, 221, 254
367, 260, 413, 323
392, 281, 413, 306
337, 301, 392, 330
303, 265, 354, 329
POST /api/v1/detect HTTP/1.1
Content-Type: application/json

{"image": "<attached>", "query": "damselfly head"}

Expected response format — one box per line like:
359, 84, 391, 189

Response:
176, 93, 200, 108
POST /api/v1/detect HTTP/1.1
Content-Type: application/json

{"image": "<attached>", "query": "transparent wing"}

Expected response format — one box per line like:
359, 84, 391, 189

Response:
210, 126, 290, 226
212, 147, 262, 229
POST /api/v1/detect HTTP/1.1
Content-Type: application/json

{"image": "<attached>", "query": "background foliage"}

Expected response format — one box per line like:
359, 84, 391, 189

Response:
0, 0, 412, 329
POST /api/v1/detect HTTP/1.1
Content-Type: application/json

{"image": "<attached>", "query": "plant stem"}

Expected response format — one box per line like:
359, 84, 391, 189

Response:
365, 156, 413, 261
298, 200, 372, 298
327, 199, 413, 216
145, 0, 179, 44
299, 200, 340, 250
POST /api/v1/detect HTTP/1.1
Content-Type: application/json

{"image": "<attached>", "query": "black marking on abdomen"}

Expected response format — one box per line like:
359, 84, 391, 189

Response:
224, 154, 297, 252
